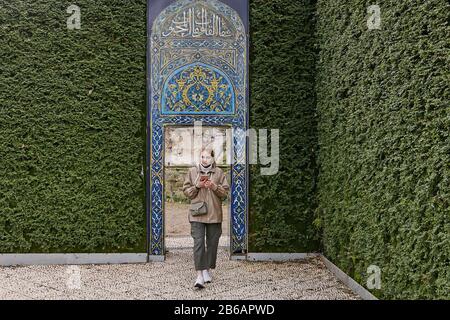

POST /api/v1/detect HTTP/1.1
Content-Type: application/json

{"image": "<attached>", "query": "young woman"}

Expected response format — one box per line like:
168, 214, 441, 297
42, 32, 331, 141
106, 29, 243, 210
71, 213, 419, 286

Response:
182, 146, 230, 289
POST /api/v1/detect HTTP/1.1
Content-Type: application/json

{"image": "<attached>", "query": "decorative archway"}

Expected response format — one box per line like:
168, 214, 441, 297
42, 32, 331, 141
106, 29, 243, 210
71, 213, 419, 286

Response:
147, 0, 249, 259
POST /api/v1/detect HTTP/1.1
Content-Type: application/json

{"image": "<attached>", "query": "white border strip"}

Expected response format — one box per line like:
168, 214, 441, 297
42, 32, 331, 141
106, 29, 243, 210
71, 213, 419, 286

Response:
246, 253, 320, 261
148, 255, 165, 262
230, 254, 247, 261
0, 254, 147, 266
319, 255, 378, 300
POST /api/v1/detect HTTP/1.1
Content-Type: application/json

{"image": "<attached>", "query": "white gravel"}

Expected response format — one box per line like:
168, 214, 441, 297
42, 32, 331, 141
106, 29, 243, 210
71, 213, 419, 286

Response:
0, 244, 359, 300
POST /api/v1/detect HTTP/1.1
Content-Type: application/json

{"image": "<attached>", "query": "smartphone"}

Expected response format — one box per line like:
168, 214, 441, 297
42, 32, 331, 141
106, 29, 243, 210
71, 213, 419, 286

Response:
200, 176, 209, 182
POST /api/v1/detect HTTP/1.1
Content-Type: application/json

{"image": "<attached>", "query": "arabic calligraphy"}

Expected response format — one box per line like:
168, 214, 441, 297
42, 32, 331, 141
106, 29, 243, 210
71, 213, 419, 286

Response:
162, 7, 233, 38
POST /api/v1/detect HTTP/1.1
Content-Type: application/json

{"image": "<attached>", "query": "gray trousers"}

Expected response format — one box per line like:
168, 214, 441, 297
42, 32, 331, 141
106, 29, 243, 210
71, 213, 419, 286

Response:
190, 222, 222, 271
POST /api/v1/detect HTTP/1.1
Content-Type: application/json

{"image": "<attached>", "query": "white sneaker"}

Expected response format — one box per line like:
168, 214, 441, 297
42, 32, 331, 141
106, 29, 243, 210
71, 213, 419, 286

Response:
194, 275, 205, 289
202, 270, 212, 283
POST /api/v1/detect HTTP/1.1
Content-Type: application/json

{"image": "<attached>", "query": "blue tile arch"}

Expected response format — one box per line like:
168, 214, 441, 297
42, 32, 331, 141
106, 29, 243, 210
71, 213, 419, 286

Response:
148, 0, 249, 257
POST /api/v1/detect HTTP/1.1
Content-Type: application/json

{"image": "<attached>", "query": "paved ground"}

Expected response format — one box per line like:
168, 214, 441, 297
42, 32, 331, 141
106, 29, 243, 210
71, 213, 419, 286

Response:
0, 238, 359, 300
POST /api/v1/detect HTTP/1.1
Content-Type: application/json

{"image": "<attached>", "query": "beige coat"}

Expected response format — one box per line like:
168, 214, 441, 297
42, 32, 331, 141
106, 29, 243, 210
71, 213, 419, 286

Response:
182, 163, 230, 223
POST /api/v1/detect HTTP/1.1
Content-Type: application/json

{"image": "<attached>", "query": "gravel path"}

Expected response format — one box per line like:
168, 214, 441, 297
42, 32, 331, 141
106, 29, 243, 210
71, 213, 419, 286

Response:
0, 245, 359, 300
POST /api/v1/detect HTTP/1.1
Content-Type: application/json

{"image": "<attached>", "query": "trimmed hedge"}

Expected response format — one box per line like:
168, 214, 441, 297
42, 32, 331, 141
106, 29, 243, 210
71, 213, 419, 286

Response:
2, 0, 447, 300
248, 0, 320, 252
0, 0, 320, 253
0, 0, 148, 252
315, 0, 449, 299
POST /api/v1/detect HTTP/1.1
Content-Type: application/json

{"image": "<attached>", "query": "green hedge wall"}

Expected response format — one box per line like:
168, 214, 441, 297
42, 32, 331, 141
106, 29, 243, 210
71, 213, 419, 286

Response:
315, 0, 449, 299
4, 1, 447, 300
248, 0, 320, 252
0, 0, 320, 253
0, 0, 148, 253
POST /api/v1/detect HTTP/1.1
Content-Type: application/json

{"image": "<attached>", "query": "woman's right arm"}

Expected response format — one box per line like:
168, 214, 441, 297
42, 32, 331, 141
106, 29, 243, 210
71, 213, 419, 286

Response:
182, 169, 200, 200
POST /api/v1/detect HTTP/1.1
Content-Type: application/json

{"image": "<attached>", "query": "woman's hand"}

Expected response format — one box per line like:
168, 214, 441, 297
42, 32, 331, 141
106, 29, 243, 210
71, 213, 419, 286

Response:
196, 180, 206, 189
205, 180, 217, 190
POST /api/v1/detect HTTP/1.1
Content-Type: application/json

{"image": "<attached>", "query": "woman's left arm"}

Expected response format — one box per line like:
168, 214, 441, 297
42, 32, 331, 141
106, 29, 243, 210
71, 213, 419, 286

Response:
212, 172, 230, 200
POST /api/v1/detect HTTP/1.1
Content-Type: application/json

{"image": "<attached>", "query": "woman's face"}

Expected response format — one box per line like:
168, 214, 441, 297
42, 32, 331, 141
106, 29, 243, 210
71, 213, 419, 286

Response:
201, 151, 213, 166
